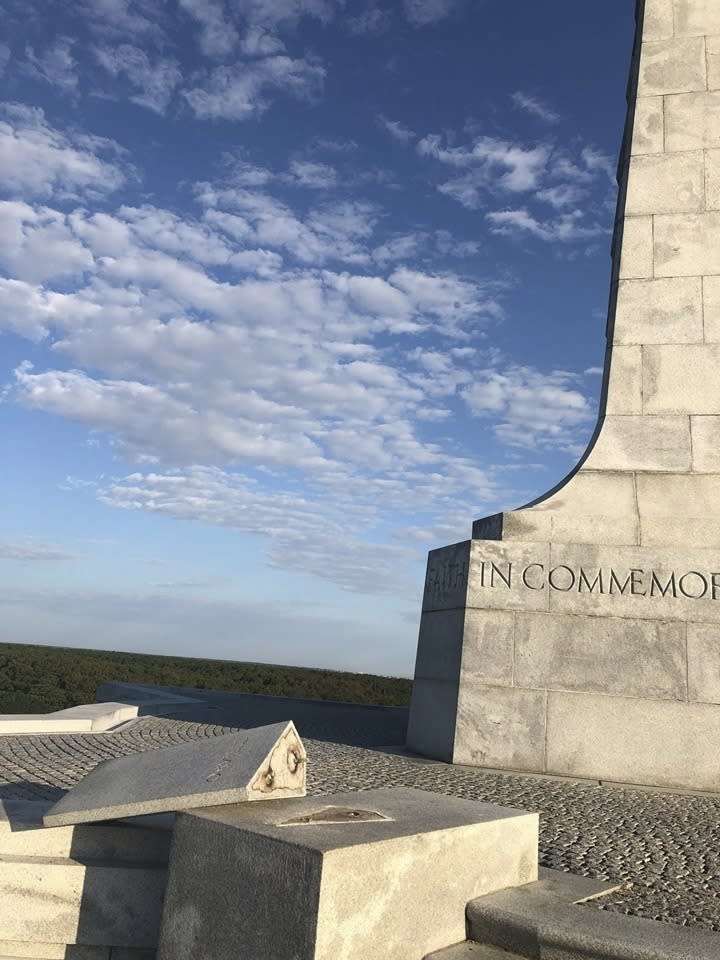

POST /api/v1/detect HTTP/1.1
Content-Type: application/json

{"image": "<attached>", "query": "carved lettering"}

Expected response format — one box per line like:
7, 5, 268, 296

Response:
578, 568, 604, 593
471, 559, 720, 604
650, 571, 677, 598
679, 571, 708, 599
490, 562, 512, 589
630, 569, 646, 596
522, 563, 546, 590
548, 565, 575, 592
609, 569, 632, 595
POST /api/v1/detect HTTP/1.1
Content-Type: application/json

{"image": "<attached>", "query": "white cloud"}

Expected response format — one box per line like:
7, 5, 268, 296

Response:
419, 134, 551, 208
486, 207, 608, 244
178, 0, 239, 57
233, 0, 338, 30
403, 0, 460, 26
0, 103, 128, 199
373, 232, 426, 265
347, 7, 391, 34
0, 201, 94, 282
0, 537, 75, 561
286, 159, 337, 188
76, 0, 163, 40
0, 279, 53, 340
94, 45, 182, 113
184, 55, 325, 120
24, 37, 79, 91
462, 365, 594, 450
378, 115, 416, 142
511, 91, 559, 124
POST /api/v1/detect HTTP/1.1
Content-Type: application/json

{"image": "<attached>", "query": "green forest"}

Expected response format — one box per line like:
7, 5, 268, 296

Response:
0, 642, 412, 714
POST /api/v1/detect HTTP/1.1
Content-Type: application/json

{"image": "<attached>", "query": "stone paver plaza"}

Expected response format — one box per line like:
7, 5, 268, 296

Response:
1, 713, 718, 934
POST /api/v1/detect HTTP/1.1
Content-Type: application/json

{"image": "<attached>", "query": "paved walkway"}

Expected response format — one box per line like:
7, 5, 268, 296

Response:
1, 715, 718, 934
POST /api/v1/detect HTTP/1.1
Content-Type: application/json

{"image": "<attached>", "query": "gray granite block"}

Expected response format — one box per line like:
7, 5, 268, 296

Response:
157, 787, 538, 960
44, 721, 305, 826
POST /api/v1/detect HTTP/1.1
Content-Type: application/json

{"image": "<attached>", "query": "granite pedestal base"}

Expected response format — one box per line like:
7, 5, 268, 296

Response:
157, 787, 538, 960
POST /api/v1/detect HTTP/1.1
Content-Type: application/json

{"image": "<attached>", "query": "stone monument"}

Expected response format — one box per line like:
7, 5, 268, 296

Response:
407, 0, 720, 793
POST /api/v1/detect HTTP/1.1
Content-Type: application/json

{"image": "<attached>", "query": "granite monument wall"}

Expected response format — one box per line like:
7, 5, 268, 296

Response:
407, 0, 720, 793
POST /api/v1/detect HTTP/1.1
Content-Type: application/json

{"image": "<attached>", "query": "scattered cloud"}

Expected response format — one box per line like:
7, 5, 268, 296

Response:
347, 6, 391, 34
24, 37, 79, 92
378, 115, 416, 142
462, 365, 595, 450
0, 103, 128, 199
94, 45, 182, 113
485, 207, 608, 243
0, 537, 76, 561
0, 45, 10, 76
178, 0, 239, 57
184, 55, 325, 120
511, 91, 559, 124
403, 0, 461, 26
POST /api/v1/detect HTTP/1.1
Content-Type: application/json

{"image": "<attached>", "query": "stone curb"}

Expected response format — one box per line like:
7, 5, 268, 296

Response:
461, 868, 720, 960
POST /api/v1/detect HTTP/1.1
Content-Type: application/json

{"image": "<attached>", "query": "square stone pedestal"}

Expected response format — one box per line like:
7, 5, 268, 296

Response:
157, 787, 538, 960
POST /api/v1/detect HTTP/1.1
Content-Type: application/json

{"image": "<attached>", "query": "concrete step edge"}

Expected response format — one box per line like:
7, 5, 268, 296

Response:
467, 870, 720, 960
424, 940, 526, 958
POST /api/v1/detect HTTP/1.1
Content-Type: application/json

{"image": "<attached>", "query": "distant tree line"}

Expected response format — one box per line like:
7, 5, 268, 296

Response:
0, 642, 412, 714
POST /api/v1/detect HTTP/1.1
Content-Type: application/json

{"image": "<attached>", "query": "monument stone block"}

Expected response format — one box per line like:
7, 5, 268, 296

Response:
44, 721, 306, 826
156, 787, 539, 960
630, 95, 664, 153
407, 0, 720, 792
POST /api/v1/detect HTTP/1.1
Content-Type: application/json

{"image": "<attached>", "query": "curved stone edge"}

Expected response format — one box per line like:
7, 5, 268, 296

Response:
464, 867, 720, 960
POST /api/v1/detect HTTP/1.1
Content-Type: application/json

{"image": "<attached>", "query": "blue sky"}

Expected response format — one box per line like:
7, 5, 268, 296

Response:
0, 0, 635, 676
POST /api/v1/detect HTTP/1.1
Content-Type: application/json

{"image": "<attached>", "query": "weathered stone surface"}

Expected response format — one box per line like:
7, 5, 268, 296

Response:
44, 722, 306, 826
705, 148, 720, 209
625, 151, 705, 215
643, 344, 720, 413
454, 686, 547, 771
503, 473, 639, 547
0, 799, 171, 860
0, 943, 112, 958
413, 609, 466, 682
513, 611, 687, 700
687, 621, 720, 703
709, 34, 720, 89
673, 0, 720, 37
665, 91, 720, 150
406, 678, 458, 763
459, 610, 514, 687
0, 857, 166, 947
612, 277, 703, 344
467, 541, 549, 612
631, 96, 664, 154
654, 211, 720, 276
546, 691, 720, 792
638, 37, 707, 96
603, 345, 642, 415
582, 415, 691, 472
617, 216, 653, 279
643, 0, 674, 41
422, 540, 471, 613
703, 274, 720, 339
157, 788, 539, 960
691, 415, 720, 470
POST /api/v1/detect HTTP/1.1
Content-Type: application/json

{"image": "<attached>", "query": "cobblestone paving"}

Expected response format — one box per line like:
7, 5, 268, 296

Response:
1, 717, 718, 933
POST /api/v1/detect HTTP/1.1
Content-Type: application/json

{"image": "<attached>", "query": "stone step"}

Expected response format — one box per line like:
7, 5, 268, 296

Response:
466, 868, 720, 960
0, 855, 166, 948
424, 941, 525, 958
0, 800, 172, 861
0, 948, 154, 959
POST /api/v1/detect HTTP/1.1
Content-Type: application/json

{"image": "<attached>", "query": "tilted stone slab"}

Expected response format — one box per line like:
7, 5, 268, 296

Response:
156, 787, 538, 960
43, 721, 306, 826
